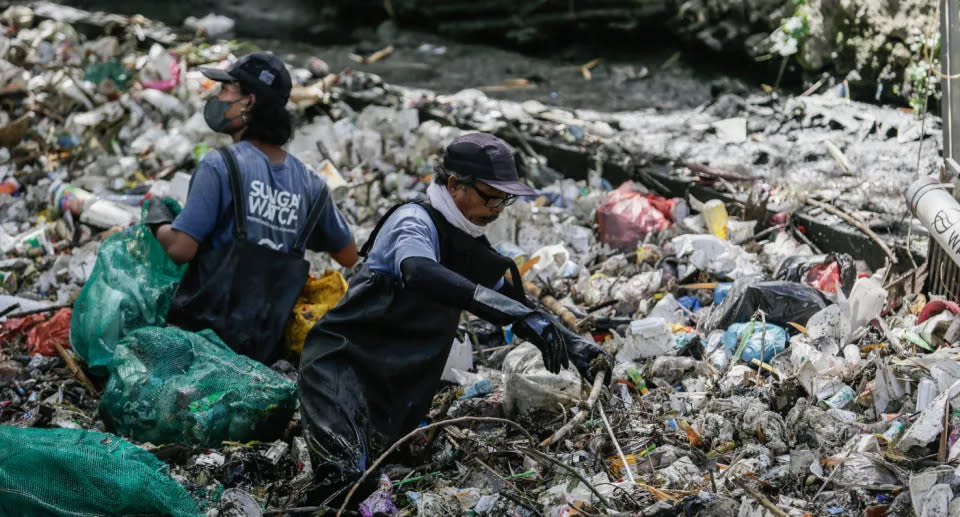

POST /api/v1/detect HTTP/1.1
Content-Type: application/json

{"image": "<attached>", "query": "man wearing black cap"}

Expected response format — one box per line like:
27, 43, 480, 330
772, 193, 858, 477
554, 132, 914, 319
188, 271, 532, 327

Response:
148, 52, 358, 365
298, 132, 611, 503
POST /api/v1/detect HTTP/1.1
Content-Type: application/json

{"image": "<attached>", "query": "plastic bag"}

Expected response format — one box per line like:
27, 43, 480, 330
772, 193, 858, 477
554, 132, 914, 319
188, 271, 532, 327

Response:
597, 181, 675, 249
0, 427, 201, 516
503, 342, 581, 415
775, 253, 856, 295
283, 270, 348, 358
26, 307, 72, 356
722, 322, 788, 363
99, 326, 297, 447
70, 202, 184, 373
704, 280, 830, 331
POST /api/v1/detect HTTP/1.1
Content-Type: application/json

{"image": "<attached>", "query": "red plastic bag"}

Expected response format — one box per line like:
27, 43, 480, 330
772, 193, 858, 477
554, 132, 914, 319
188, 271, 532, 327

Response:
597, 181, 673, 249
644, 194, 681, 223
0, 314, 46, 341
1, 309, 72, 356
27, 308, 72, 356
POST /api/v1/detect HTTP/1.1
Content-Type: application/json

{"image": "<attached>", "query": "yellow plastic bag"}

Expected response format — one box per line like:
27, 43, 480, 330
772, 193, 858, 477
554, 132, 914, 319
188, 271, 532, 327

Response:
283, 270, 348, 358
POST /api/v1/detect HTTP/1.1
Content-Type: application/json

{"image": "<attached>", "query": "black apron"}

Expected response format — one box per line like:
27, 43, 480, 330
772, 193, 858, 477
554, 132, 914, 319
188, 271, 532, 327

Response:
297, 201, 524, 490
166, 147, 329, 365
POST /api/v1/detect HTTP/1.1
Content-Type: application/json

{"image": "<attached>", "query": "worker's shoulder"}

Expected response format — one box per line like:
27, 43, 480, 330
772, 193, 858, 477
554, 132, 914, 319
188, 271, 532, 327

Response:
196, 145, 229, 173
385, 203, 437, 233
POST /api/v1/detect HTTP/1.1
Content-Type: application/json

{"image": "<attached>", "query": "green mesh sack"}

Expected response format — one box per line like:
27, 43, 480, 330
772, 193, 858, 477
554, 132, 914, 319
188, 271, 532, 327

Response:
70, 201, 184, 374
99, 326, 297, 447
0, 426, 202, 516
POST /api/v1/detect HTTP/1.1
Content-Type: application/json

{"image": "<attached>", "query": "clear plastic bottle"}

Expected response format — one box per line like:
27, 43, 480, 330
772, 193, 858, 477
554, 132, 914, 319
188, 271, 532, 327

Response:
702, 199, 728, 240
917, 378, 938, 411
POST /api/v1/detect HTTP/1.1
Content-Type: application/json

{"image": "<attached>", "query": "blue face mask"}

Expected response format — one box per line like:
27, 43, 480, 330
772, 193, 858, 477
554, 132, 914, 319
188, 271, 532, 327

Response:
203, 97, 244, 133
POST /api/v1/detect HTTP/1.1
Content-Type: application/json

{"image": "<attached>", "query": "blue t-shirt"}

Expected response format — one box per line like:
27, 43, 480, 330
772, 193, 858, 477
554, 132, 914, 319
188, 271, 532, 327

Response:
172, 141, 353, 254
366, 203, 504, 289
366, 204, 440, 278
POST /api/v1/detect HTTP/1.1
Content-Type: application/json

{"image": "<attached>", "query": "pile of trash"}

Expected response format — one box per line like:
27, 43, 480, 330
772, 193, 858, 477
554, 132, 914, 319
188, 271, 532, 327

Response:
0, 3, 955, 517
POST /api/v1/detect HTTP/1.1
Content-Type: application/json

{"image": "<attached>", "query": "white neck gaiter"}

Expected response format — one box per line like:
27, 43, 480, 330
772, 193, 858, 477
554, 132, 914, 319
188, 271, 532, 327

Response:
426, 182, 485, 238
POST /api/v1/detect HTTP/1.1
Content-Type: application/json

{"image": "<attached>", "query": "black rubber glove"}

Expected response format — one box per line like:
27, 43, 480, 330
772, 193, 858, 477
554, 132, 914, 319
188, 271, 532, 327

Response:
467, 285, 569, 374
144, 197, 176, 226
512, 311, 570, 374
553, 320, 614, 384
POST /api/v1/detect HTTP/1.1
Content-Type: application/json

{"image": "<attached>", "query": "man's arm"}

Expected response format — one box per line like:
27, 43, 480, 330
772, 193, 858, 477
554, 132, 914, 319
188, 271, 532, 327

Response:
330, 240, 359, 268
155, 224, 200, 264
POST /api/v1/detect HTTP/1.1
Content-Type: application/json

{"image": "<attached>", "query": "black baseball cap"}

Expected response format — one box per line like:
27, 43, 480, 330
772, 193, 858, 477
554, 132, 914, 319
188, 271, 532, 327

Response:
443, 133, 537, 196
200, 52, 292, 104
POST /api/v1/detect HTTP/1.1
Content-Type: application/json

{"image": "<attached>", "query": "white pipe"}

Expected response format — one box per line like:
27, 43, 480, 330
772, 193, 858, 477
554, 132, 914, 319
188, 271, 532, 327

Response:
907, 176, 960, 267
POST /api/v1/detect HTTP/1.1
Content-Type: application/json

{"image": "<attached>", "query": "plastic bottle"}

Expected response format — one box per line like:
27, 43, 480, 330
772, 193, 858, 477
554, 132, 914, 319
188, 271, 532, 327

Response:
626, 367, 648, 394
917, 378, 938, 411
702, 199, 728, 240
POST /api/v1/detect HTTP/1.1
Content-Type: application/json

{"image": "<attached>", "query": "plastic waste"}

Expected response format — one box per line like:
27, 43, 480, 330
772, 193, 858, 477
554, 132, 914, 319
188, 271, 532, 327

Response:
704, 280, 830, 331
0, 427, 201, 516
917, 378, 938, 411
597, 181, 675, 249
714, 282, 733, 305
282, 270, 348, 359
775, 253, 856, 294
668, 234, 763, 280
139, 44, 180, 91
648, 293, 687, 325
847, 276, 888, 332
702, 199, 728, 240
442, 337, 473, 383
184, 13, 235, 38
460, 379, 494, 400
618, 318, 675, 361
359, 475, 398, 517
722, 322, 787, 363
99, 326, 297, 447
530, 244, 576, 280
503, 342, 581, 415
140, 89, 186, 117
24, 307, 72, 356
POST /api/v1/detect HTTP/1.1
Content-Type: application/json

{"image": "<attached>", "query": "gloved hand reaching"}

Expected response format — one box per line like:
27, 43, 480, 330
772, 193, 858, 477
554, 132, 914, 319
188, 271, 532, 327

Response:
466, 285, 569, 374
512, 311, 569, 374
144, 197, 180, 228
553, 321, 614, 384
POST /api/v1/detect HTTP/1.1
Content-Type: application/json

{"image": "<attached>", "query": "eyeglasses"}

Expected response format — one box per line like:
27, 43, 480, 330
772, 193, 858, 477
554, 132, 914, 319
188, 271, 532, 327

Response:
466, 183, 517, 208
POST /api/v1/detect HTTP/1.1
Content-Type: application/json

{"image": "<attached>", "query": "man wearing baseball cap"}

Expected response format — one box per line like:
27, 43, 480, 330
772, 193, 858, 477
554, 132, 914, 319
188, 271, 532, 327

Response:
298, 132, 611, 504
148, 52, 358, 364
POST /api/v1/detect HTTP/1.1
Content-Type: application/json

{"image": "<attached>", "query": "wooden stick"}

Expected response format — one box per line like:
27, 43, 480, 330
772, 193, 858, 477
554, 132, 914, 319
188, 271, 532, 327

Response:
599, 403, 635, 484
540, 372, 606, 447
733, 478, 790, 517
581, 58, 602, 80
336, 416, 537, 516
54, 341, 99, 396
349, 45, 394, 64
806, 198, 897, 265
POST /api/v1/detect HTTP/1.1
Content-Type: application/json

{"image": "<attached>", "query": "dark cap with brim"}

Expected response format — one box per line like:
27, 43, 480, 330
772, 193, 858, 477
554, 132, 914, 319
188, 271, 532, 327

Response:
443, 133, 537, 196
200, 52, 292, 104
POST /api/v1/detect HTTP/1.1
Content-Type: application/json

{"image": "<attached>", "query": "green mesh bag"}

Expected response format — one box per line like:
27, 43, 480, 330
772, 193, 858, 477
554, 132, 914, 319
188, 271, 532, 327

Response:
70, 201, 185, 374
0, 426, 202, 516
99, 326, 297, 447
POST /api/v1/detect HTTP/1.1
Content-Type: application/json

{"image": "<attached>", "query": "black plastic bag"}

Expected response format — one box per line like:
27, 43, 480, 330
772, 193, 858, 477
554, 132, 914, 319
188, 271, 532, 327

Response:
703, 280, 831, 331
